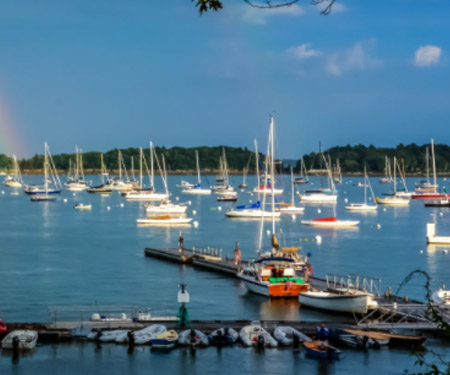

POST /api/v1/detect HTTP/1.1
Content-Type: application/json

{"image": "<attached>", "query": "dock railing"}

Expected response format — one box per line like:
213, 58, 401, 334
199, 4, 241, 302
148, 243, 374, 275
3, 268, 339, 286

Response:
325, 273, 382, 296
192, 245, 223, 259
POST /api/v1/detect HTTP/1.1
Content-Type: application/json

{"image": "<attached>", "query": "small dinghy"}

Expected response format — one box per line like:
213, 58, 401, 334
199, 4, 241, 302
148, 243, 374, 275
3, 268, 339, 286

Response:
178, 329, 209, 347
304, 340, 341, 360
1, 330, 38, 350
74, 203, 92, 210
273, 326, 310, 346
208, 328, 239, 346
150, 330, 179, 349
131, 324, 167, 345
239, 321, 278, 348
98, 330, 129, 343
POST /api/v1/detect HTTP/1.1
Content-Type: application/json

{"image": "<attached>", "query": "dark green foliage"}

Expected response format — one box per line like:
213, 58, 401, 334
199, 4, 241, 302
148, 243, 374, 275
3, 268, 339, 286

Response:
192, 0, 223, 14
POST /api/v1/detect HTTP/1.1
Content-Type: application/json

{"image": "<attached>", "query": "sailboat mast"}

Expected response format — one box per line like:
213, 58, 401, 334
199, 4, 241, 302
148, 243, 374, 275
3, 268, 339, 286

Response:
162, 154, 169, 196
364, 165, 367, 205
393, 157, 397, 193
290, 167, 294, 205
425, 147, 430, 184
118, 151, 122, 180
195, 150, 201, 185
101, 154, 105, 185
150, 142, 155, 188
44, 142, 49, 194
254, 139, 259, 190
139, 148, 143, 189
270, 116, 275, 236
431, 139, 437, 188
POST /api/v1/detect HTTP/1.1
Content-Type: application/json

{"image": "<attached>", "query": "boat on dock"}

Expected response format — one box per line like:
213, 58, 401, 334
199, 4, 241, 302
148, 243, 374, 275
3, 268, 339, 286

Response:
239, 321, 278, 348
273, 326, 310, 346
432, 285, 450, 306
299, 291, 371, 313
178, 329, 209, 347
1, 330, 38, 350
130, 324, 167, 345
208, 328, 239, 346
150, 330, 179, 349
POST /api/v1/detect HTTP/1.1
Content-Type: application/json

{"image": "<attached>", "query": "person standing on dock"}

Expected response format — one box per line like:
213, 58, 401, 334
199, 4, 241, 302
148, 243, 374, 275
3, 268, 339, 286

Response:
315, 323, 329, 346
234, 241, 241, 266
179, 232, 184, 255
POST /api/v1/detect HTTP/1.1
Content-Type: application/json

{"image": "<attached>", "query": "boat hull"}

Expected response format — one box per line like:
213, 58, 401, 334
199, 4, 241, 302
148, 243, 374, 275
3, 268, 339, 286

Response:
299, 292, 369, 313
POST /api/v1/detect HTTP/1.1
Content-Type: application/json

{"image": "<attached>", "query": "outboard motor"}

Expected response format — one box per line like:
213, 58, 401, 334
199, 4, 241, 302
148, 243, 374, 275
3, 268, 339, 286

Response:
257, 334, 265, 349
292, 333, 300, 348
190, 329, 197, 345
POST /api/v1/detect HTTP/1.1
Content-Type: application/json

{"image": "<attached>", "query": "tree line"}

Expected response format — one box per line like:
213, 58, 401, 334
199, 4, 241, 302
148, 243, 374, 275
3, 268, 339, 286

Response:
1, 142, 450, 174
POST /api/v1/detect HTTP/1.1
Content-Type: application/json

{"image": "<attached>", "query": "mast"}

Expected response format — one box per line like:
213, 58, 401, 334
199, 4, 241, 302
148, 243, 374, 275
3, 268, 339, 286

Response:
270, 116, 275, 237
425, 147, 430, 184
118, 150, 122, 180
150, 142, 155, 188
195, 150, 201, 185
254, 139, 259, 190
393, 157, 397, 193
364, 165, 367, 205
162, 154, 169, 196
79, 149, 85, 181
290, 167, 294, 205
139, 148, 143, 189
44, 142, 49, 194
431, 139, 437, 189
101, 154, 105, 185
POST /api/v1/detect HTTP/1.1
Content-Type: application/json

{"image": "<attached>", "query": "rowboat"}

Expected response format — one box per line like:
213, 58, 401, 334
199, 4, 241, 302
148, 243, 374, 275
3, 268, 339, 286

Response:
343, 329, 426, 348
299, 291, 370, 313
150, 330, 179, 349
304, 340, 341, 359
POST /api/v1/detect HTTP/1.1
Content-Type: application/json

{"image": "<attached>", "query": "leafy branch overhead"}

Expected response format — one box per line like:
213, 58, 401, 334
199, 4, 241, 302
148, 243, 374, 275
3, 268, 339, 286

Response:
192, 0, 336, 15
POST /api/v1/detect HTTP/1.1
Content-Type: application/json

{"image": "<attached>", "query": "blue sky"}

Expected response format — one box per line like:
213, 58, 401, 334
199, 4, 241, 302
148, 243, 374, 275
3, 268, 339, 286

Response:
0, 0, 449, 158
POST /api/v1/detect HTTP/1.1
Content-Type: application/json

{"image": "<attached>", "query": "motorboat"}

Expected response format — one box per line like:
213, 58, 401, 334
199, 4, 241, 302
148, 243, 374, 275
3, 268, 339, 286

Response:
424, 199, 450, 207
304, 340, 341, 359
299, 291, 370, 313
301, 217, 359, 228
137, 215, 193, 226
146, 199, 188, 215
74, 203, 92, 210
1, 330, 38, 350
208, 328, 239, 346
87, 185, 112, 195
273, 326, 310, 346
150, 330, 179, 349
178, 329, 209, 347
217, 194, 238, 202
432, 285, 450, 306
239, 321, 278, 348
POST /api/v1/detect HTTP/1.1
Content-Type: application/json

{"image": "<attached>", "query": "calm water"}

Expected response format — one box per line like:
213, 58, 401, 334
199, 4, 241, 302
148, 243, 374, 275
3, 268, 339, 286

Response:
0, 174, 449, 373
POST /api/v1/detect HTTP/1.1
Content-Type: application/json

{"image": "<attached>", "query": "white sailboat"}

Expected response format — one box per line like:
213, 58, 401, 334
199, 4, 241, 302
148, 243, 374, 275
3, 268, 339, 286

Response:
87, 154, 113, 194
66, 146, 89, 191
333, 158, 343, 184
212, 149, 235, 196
415, 146, 439, 192
294, 156, 309, 184
104, 150, 136, 191
376, 157, 410, 206
181, 150, 211, 195
379, 156, 394, 184
3, 154, 23, 188
346, 166, 377, 211
29, 143, 62, 201
252, 139, 283, 196
276, 167, 305, 214
125, 144, 169, 201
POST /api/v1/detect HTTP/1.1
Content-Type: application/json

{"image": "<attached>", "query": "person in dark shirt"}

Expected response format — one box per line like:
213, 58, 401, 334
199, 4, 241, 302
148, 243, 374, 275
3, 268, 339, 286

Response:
315, 323, 329, 346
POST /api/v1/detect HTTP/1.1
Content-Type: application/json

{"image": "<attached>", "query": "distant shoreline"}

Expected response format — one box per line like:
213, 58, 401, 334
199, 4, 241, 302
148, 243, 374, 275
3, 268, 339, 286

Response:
2, 169, 448, 178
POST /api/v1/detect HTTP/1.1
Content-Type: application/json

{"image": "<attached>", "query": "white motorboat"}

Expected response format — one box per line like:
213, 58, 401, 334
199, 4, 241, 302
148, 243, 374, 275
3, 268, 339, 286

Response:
432, 285, 450, 306
239, 321, 278, 348
301, 217, 359, 227
299, 192, 337, 203
178, 329, 209, 347
226, 203, 280, 219
74, 203, 92, 210
376, 196, 410, 206
1, 330, 38, 350
126, 191, 169, 201
299, 291, 370, 313
137, 216, 192, 226
346, 166, 377, 211
146, 199, 187, 215
273, 326, 310, 346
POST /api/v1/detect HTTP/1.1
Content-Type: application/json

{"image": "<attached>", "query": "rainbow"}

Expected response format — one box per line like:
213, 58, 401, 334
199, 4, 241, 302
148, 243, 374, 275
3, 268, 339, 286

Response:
0, 90, 27, 158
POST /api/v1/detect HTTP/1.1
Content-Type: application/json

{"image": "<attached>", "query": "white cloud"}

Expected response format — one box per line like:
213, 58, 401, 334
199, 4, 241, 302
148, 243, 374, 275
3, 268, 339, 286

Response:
326, 41, 381, 76
242, 4, 304, 25
414, 45, 441, 67
286, 43, 322, 60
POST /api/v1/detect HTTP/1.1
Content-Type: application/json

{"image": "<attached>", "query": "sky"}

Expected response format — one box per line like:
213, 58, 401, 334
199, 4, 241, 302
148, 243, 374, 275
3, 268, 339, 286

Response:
0, 0, 449, 158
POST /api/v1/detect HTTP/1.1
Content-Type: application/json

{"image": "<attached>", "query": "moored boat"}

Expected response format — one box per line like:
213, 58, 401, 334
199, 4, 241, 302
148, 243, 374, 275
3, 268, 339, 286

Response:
304, 340, 341, 359
299, 291, 370, 313
208, 328, 239, 346
273, 326, 310, 346
178, 329, 209, 347
301, 217, 359, 228
137, 215, 192, 226
150, 330, 179, 349
239, 321, 278, 348
1, 330, 38, 350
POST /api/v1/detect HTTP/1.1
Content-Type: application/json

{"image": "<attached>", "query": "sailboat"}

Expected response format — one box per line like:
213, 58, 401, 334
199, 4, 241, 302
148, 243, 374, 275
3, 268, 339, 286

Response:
293, 157, 309, 184
346, 166, 377, 211
87, 154, 113, 194
415, 147, 438, 192
411, 139, 447, 199
252, 139, 283, 196
276, 167, 305, 214
212, 149, 236, 197
145, 155, 188, 215
376, 157, 410, 206
379, 156, 394, 184
125, 144, 169, 201
65, 146, 89, 191
237, 116, 310, 298
394, 158, 412, 198
3, 155, 23, 188
29, 143, 62, 201
301, 155, 359, 227
104, 150, 136, 191
333, 159, 343, 184
238, 166, 248, 189
181, 150, 211, 195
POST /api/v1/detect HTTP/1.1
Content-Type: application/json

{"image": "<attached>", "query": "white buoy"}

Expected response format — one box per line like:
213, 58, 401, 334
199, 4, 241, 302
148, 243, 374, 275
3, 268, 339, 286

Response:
72, 193, 76, 197
444, 249, 448, 254
176, 196, 179, 201
218, 206, 222, 211
266, 230, 271, 236
250, 193, 254, 197
249, 200, 253, 203
192, 210, 196, 215
440, 212, 444, 216
420, 250, 424, 254
315, 235, 322, 245
188, 201, 192, 205
63, 198, 67, 203
344, 198, 348, 203
377, 224, 381, 229
107, 206, 111, 211
383, 208, 387, 212
1, 191, 4, 195
120, 203, 124, 208
292, 215, 296, 220
317, 209, 321, 214
193, 221, 199, 228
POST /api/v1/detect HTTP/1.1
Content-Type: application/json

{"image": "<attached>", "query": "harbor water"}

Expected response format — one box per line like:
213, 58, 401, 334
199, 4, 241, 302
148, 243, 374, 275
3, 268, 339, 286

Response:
0, 174, 449, 373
